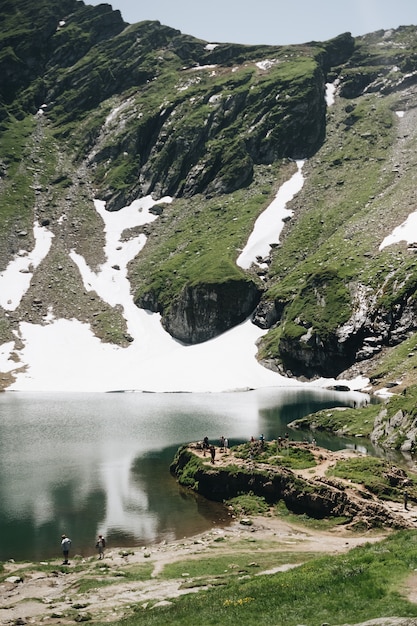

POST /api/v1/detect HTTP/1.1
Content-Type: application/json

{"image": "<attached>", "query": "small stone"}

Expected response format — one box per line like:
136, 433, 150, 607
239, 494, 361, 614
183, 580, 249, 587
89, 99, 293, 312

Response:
152, 600, 173, 609
5, 576, 22, 584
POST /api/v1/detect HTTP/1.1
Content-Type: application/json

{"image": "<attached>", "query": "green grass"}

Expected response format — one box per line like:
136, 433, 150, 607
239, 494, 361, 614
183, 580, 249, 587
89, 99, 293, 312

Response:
257, 90, 404, 369
75, 562, 154, 594
372, 339, 417, 387
171, 448, 204, 490
0, 115, 37, 228
160, 549, 311, 581
225, 492, 270, 516
97, 530, 417, 625
289, 403, 379, 438
290, 385, 417, 451
327, 455, 417, 501
273, 500, 351, 530
233, 441, 317, 469
129, 161, 292, 311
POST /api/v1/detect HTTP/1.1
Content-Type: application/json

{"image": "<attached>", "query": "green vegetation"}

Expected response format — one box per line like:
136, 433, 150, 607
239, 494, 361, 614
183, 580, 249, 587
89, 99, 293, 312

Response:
160, 549, 310, 581
129, 162, 292, 311
290, 385, 417, 451
273, 499, 351, 530
171, 448, 204, 489
0, 115, 37, 230
257, 88, 411, 372
383, 386, 417, 423
99, 531, 417, 625
327, 456, 417, 501
372, 340, 417, 390
233, 441, 317, 470
225, 492, 270, 516
2, 2, 417, 403
290, 404, 379, 438
75, 562, 154, 594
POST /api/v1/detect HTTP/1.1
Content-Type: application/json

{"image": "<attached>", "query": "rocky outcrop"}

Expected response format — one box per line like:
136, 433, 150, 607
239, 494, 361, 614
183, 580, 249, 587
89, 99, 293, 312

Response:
170, 446, 411, 529
264, 275, 417, 380
371, 407, 417, 454
0, 0, 126, 121
139, 279, 262, 344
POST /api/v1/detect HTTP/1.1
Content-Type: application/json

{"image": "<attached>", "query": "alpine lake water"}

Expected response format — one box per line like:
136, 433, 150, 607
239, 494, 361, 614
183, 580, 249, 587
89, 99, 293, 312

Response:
0, 387, 379, 562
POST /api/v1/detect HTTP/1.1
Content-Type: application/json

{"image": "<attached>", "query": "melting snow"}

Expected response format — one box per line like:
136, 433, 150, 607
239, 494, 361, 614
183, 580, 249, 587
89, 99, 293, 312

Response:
0, 221, 54, 311
1, 180, 368, 393
237, 160, 304, 269
379, 210, 417, 250
256, 59, 279, 71
325, 81, 337, 106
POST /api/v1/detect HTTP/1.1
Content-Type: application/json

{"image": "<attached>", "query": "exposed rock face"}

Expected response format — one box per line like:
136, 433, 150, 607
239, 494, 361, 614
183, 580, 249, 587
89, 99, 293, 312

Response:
371, 407, 417, 453
4, 1, 417, 389
170, 446, 410, 529
0, 1, 126, 121
138, 279, 262, 344
268, 275, 417, 379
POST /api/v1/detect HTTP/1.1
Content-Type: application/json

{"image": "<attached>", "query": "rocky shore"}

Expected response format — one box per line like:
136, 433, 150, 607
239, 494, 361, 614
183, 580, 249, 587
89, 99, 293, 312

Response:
0, 512, 390, 625
171, 442, 417, 531
1, 443, 417, 624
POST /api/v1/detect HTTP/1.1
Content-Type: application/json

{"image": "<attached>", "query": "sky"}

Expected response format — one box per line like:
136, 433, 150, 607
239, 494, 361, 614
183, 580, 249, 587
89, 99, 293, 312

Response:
86, 0, 417, 46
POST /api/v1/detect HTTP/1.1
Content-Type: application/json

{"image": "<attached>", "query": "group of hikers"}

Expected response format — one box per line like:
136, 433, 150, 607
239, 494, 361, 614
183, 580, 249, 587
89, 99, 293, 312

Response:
200, 432, 297, 464
201, 435, 229, 463
60, 533, 106, 564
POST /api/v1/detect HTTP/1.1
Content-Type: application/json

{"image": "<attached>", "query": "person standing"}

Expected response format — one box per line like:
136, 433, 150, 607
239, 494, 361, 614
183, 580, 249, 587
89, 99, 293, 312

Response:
96, 534, 106, 559
61, 534, 72, 565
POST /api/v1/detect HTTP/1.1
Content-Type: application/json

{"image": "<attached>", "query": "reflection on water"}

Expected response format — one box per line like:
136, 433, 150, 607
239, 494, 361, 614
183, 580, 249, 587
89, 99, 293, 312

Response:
0, 387, 371, 561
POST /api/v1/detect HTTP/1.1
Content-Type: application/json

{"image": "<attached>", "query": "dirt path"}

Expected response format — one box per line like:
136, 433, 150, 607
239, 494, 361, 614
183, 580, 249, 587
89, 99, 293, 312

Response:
2, 444, 417, 625
0, 515, 387, 625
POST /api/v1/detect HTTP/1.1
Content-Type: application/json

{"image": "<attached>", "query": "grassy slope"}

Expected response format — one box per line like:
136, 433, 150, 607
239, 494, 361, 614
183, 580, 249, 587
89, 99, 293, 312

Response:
128, 162, 294, 309
3, 5, 417, 394
100, 530, 417, 626
254, 28, 417, 382
258, 88, 416, 359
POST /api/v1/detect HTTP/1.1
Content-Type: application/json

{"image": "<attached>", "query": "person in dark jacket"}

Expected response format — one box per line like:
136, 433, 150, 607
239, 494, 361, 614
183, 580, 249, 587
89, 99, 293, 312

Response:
61, 534, 71, 564
96, 534, 106, 559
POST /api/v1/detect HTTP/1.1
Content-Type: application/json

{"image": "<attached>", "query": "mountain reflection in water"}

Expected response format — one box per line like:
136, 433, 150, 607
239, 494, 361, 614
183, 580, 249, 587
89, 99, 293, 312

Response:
0, 388, 373, 561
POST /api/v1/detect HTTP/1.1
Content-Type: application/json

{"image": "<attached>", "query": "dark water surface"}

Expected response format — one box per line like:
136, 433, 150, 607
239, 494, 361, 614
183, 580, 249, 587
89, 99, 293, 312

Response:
0, 387, 371, 561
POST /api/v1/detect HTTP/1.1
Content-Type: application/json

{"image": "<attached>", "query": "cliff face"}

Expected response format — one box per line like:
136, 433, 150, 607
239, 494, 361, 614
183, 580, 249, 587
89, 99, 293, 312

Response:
2, 1, 417, 392
256, 28, 417, 382
162, 280, 262, 344
170, 445, 410, 529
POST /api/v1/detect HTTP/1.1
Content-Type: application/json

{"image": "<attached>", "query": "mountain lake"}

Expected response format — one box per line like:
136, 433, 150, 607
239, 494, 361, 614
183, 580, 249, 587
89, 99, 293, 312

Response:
0, 387, 378, 561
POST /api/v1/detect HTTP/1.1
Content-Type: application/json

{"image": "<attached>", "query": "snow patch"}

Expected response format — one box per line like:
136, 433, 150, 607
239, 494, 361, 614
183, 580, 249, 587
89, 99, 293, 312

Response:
236, 161, 305, 270
379, 210, 417, 250
1, 184, 368, 394
0, 222, 54, 311
256, 59, 279, 71
325, 81, 337, 106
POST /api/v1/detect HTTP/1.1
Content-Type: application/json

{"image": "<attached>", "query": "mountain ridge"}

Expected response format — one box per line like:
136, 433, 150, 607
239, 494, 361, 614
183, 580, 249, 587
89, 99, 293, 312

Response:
1, 0, 417, 398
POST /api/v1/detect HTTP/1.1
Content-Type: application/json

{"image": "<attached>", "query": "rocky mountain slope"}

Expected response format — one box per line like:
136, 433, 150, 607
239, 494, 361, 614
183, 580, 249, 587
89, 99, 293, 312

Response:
2, 0, 417, 395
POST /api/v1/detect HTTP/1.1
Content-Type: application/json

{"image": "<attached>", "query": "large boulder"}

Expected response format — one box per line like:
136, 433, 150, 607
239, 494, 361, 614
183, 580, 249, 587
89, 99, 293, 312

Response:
162, 279, 262, 344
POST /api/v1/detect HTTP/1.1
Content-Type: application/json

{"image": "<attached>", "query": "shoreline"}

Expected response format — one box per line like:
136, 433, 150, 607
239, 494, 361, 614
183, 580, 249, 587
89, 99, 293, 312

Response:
0, 513, 389, 625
